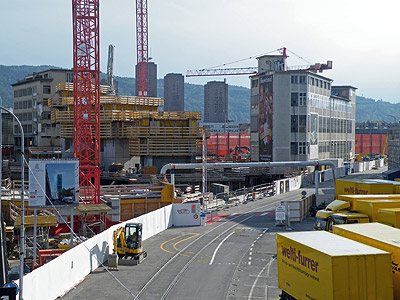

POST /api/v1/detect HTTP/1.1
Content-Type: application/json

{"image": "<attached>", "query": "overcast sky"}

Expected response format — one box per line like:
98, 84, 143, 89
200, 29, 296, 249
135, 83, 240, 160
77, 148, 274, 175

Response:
1, 0, 400, 102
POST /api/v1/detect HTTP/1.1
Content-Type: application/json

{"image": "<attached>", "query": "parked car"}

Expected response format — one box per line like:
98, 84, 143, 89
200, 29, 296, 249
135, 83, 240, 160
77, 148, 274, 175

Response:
62, 197, 74, 204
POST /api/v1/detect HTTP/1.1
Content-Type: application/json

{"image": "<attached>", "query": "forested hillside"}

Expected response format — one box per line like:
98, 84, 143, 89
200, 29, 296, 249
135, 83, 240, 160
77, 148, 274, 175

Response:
0, 65, 396, 123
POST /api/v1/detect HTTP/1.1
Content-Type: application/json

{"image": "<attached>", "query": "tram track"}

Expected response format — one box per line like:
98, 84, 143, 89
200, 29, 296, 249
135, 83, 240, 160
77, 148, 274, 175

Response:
136, 198, 282, 300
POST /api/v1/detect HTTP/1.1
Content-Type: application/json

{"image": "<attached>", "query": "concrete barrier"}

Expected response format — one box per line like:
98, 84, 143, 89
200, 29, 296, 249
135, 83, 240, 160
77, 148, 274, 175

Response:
275, 175, 302, 195
172, 203, 201, 226
18, 205, 173, 300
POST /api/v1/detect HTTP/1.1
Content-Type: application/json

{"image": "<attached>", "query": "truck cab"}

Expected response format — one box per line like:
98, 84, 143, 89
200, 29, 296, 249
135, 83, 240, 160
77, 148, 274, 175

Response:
313, 200, 350, 231
327, 212, 370, 231
314, 210, 333, 231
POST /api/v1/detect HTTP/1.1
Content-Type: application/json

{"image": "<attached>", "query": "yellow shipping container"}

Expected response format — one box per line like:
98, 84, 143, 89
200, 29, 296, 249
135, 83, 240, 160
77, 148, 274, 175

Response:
356, 200, 400, 221
276, 231, 393, 300
335, 179, 400, 198
378, 208, 400, 228
333, 223, 400, 300
338, 194, 400, 211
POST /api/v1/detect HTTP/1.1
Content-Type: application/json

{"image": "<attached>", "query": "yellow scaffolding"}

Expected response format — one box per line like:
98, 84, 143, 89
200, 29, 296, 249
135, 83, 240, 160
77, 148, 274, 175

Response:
49, 83, 203, 157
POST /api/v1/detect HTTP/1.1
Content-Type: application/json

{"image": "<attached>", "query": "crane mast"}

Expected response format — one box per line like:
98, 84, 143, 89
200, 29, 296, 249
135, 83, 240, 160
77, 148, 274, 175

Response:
136, 0, 149, 96
106, 44, 116, 95
72, 0, 101, 204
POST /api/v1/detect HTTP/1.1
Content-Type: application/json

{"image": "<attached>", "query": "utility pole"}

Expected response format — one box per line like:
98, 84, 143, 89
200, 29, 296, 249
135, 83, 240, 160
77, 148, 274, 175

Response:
202, 127, 207, 212
0, 98, 7, 287
0, 106, 24, 299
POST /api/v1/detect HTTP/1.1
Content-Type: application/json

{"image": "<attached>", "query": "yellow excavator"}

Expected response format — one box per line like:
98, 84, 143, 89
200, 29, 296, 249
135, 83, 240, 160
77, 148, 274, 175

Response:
108, 223, 147, 269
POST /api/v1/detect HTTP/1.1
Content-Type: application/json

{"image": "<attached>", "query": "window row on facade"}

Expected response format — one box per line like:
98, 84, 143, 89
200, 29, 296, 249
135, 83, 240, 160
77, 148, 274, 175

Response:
14, 99, 34, 109
291, 141, 352, 155
13, 85, 52, 98
318, 116, 353, 134
308, 94, 352, 113
14, 124, 33, 134
290, 75, 331, 90
290, 115, 352, 134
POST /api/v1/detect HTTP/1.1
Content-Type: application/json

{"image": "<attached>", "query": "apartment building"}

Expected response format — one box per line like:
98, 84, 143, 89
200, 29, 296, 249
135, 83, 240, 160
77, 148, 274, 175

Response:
250, 54, 356, 162
11, 69, 73, 152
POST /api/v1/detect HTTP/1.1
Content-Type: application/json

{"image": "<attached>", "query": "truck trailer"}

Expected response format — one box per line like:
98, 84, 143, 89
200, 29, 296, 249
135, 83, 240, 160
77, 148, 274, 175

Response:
276, 231, 393, 300
333, 222, 400, 300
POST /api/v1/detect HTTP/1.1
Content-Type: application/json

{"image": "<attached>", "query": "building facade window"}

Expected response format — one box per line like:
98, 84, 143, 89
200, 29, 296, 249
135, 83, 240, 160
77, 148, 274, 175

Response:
66, 72, 73, 83
299, 142, 306, 155
291, 76, 298, 84
291, 115, 298, 132
291, 93, 298, 106
299, 115, 306, 133
290, 142, 298, 155
299, 93, 306, 106
43, 85, 51, 94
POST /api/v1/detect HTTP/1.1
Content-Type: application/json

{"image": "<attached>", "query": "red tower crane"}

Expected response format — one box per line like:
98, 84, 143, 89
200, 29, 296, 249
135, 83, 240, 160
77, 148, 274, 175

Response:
136, 0, 149, 96
72, 0, 101, 204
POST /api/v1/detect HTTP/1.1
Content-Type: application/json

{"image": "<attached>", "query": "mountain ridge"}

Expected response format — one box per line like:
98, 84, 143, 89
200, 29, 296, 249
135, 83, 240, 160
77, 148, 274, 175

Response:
0, 65, 397, 123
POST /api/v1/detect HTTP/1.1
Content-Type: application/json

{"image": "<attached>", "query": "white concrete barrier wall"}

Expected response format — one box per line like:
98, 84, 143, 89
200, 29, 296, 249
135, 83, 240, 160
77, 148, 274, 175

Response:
172, 203, 201, 226
289, 175, 302, 191
18, 205, 173, 300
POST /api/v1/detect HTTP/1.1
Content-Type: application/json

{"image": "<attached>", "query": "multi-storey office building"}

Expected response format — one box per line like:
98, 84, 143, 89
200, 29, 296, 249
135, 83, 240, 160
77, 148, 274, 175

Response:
250, 54, 356, 162
11, 69, 73, 152
204, 80, 228, 123
164, 73, 184, 111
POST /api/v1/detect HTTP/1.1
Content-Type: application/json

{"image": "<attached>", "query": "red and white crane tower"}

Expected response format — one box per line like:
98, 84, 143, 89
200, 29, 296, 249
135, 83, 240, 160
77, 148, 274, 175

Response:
136, 0, 149, 96
72, 0, 101, 204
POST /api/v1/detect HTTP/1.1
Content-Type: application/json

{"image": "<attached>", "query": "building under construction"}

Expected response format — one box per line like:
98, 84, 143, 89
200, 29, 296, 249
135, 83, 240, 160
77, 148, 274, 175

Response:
49, 82, 202, 172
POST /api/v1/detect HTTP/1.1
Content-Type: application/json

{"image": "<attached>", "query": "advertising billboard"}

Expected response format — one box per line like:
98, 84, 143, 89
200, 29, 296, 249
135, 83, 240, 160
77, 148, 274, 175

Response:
259, 75, 273, 162
309, 113, 319, 159
29, 159, 79, 208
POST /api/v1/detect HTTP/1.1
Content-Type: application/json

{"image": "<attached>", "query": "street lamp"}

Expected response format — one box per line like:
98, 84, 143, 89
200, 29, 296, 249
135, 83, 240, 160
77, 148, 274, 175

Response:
0, 106, 25, 300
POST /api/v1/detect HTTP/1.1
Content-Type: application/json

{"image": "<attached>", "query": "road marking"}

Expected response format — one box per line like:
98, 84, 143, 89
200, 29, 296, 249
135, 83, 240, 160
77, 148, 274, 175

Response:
248, 256, 275, 300
160, 233, 197, 254
259, 212, 269, 216
173, 234, 200, 251
209, 231, 235, 265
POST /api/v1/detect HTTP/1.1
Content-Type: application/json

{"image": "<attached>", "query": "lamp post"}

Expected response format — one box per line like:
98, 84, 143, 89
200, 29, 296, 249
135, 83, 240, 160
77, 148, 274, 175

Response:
0, 106, 24, 299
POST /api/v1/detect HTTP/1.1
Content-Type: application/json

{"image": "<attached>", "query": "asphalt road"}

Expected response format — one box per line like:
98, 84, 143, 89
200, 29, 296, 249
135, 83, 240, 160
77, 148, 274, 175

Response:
60, 167, 386, 300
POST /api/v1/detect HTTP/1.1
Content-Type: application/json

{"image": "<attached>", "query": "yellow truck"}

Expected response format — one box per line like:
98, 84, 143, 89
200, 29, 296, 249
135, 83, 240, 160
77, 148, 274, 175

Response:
316, 198, 400, 231
357, 200, 400, 221
313, 200, 350, 231
335, 178, 400, 198
338, 194, 400, 211
276, 231, 393, 300
333, 223, 400, 300
378, 208, 400, 227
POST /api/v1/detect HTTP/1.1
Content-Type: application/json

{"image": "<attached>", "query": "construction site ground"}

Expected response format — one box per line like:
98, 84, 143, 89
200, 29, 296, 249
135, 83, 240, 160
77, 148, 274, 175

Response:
60, 167, 386, 300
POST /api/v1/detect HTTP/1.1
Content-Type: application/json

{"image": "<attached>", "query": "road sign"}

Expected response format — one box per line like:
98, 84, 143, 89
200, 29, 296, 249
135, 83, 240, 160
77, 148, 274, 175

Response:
0, 285, 17, 300
275, 205, 286, 222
